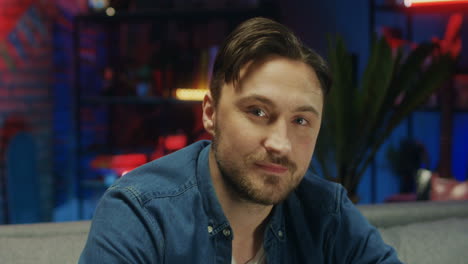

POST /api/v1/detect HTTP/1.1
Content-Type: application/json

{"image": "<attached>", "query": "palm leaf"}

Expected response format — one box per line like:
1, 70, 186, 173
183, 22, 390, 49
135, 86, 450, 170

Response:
352, 54, 454, 191
316, 36, 455, 197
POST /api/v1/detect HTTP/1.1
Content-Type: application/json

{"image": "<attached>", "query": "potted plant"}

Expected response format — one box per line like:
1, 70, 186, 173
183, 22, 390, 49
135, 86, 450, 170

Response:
313, 36, 454, 201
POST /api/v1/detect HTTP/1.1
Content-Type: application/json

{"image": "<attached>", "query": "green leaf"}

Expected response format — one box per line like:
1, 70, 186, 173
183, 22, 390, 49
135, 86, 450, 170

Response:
388, 54, 454, 135
317, 35, 455, 196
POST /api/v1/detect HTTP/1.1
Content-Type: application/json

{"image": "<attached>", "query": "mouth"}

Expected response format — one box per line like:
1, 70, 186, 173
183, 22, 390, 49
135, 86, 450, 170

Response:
254, 162, 289, 174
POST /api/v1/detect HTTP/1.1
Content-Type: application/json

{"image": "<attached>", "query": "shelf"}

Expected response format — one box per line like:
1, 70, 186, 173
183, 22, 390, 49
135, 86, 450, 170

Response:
73, 5, 276, 219
76, 7, 269, 23
81, 96, 202, 105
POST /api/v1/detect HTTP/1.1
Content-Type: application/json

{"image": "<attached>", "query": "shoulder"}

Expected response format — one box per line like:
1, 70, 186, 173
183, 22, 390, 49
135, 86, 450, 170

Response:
286, 173, 401, 262
291, 172, 346, 215
109, 140, 211, 204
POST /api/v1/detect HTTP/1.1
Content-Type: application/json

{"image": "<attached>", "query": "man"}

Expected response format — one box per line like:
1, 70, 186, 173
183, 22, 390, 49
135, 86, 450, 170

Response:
80, 17, 401, 263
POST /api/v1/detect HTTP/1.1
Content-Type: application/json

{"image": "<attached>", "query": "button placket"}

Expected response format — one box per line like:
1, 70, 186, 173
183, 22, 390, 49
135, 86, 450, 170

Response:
222, 228, 231, 237
277, 230, 284, 238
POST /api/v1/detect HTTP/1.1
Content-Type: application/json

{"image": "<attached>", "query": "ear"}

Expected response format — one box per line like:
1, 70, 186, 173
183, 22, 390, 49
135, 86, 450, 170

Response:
202, 91, 216, 136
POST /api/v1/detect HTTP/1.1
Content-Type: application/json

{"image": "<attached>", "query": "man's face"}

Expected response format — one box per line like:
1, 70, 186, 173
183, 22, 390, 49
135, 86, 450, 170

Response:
205, 56, 323, 205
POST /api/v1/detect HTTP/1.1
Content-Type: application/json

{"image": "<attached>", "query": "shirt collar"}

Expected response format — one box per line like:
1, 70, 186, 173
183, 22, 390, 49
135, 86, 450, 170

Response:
196, 142, 230, 235
267, 202, 286, 242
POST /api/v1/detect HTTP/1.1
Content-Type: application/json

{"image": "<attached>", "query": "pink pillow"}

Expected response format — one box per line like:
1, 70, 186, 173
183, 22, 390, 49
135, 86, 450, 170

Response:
430, 173, 468, 201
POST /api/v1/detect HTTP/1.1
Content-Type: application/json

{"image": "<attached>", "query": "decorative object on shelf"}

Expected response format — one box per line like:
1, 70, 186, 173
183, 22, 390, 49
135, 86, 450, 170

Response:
135, 65, 152, 97
381, 27, 411, 51
314, 35, 454, 200
89, 0, 131, 15
415, 168, 432, 200
175, 88, 208, 101
150, 133, 188, 160
88, 0, 110, 11
386, 139, 429, 193
91, 153, 147, 178
431, 13, 462, 59
164, 133, 188, 152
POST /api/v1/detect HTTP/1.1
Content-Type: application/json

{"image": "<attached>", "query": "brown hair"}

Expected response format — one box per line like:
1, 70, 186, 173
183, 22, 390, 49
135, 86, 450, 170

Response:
209, 17, 331, 106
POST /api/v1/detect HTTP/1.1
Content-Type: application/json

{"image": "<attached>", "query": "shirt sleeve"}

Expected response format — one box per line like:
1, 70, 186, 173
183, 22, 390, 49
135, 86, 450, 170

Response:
79, 186, 162, 264
331, 188, 403, 264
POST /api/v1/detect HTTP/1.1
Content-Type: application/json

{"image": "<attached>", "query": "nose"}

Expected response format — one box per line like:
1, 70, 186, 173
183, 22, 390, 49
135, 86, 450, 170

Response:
263, 120, 292, 156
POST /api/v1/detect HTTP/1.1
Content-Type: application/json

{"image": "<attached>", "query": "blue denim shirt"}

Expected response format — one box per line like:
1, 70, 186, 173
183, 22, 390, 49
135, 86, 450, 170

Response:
79, 140, 401, 263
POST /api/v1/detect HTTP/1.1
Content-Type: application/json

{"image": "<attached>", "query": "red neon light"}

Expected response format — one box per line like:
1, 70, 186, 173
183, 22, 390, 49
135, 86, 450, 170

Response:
405, 0, 468, 7
164, 134, 188, 151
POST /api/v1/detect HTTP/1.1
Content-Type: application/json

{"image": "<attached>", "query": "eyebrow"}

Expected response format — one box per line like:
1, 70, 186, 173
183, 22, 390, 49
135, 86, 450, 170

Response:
294, 105, 320, 117
238, 94, 320, 117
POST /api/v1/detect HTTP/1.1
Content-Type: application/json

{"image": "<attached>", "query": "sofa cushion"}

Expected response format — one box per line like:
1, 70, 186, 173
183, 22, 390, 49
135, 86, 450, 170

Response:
379, 217, 468, 264
358, 200, 468, 228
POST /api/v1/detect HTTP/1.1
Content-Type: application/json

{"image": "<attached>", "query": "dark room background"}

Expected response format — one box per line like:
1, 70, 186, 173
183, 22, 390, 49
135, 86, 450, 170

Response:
0, 0, 467, 223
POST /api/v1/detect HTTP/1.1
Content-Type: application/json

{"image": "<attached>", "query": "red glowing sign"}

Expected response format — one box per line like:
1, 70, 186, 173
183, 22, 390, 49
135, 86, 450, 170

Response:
404, 0, 468, 7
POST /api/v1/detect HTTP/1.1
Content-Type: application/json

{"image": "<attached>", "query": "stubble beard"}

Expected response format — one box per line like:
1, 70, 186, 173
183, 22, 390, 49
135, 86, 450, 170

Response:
212, 127, 302, 206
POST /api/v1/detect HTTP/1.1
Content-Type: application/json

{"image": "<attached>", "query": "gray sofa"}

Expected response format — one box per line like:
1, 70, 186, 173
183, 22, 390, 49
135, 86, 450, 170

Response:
1, 201, 467, 263
0, 220, 89, 264
359, 200, 468, 264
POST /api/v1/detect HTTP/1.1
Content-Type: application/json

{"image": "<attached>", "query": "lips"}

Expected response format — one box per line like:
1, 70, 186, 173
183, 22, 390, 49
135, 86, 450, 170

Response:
255, 162, 289, 174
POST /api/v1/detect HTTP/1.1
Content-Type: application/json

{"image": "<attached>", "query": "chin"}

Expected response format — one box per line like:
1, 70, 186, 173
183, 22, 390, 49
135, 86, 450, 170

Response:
247, 181, 294, 205
248, 192, 289, 205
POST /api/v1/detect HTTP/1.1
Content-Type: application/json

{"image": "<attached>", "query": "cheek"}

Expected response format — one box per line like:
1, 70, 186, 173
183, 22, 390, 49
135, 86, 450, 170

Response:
296, 147, 314, 168
218, 108, 260, 139
216, 114, 255, 151
293, 132, 319, 166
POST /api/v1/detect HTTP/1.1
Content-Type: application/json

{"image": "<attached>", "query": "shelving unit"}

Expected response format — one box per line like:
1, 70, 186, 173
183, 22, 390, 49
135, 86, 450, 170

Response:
72, 7, 275, 218
369, 0, 460, 134
368, 0, 468, 201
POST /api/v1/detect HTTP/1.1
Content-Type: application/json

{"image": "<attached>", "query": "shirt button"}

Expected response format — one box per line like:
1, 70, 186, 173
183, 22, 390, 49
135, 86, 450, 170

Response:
222, 228, 231, 237
207, 225, 213, 234
278, 230, 284, 238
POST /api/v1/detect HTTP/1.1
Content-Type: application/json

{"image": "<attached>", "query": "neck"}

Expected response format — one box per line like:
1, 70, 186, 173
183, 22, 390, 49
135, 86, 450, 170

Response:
208, 148, 272, 261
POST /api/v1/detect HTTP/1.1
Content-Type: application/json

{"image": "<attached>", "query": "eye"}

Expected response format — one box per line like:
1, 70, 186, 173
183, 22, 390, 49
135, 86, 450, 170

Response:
294, 117, 309, 126
250, 108, 267, 117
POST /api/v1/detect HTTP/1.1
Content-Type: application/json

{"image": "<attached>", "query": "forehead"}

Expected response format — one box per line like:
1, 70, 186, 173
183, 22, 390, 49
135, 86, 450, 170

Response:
227, 56, 324, 106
